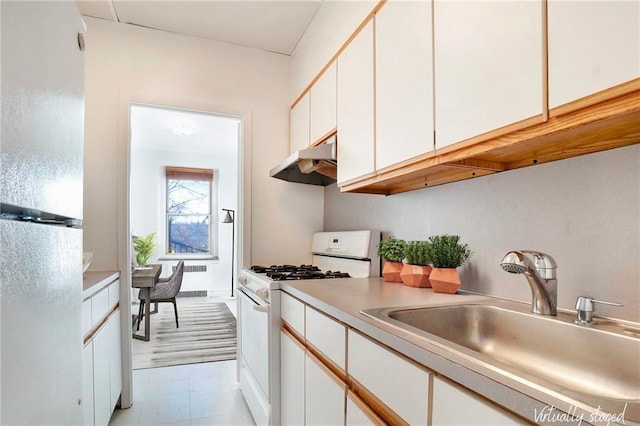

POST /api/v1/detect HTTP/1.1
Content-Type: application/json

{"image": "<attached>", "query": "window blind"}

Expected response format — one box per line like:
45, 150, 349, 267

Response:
165, 166, 213, 182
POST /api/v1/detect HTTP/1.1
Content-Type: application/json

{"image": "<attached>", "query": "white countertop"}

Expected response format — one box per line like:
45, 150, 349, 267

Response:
281, 278, 637, 426
83, 270, 120, 300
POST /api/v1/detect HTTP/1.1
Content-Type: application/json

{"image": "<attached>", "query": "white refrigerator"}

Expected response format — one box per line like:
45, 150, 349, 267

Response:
1, 1, 86, 424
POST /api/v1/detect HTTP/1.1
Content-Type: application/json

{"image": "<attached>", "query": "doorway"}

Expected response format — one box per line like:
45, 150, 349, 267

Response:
128, 103, 240, 369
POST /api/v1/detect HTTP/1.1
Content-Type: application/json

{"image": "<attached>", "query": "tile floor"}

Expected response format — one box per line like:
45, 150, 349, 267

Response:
109, 360, 256, 426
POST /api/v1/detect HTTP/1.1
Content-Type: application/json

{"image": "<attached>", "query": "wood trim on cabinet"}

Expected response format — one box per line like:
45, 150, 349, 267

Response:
306, 348, 348, 391
348, 376, 410, 426
347, 390, 388, 426
550, 78, 640, 117
281, 322, 305, 346
306, 341, 347, 383
435, 114, 545, 158
291, 0, 388, 109
310, 128, 337, 147
541, 0, 549, 122
83, 303, 120, 345
340, 81, 640, 195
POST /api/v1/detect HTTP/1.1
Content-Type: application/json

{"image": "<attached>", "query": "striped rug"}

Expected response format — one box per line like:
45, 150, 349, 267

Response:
132, 299, 237, 370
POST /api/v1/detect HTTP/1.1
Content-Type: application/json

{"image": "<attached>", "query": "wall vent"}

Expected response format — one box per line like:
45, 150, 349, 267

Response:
177, 290, 207, 298
173, 264, 207, 273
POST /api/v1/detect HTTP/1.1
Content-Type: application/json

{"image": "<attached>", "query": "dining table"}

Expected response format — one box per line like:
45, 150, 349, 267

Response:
131, 264, 162, 341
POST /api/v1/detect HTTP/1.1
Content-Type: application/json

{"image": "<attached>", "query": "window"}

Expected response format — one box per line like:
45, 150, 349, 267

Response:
166, 166, 213, 254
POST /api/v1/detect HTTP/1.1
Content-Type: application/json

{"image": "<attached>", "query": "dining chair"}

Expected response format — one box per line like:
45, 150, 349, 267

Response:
137, 260, 185, 330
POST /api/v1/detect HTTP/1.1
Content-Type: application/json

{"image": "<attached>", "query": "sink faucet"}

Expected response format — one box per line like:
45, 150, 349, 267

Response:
500, 251, 557, 315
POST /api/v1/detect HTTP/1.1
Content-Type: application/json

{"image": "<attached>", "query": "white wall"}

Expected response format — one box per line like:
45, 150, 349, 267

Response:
83, 17, 325, 275
324, 145, 640, 323
130, 143, 237, 297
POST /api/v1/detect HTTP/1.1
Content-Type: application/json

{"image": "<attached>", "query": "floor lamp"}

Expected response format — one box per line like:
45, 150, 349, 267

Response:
222, 209, 235, 297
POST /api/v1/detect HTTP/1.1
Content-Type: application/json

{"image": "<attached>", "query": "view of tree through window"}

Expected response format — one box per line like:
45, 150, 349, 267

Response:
166, 167, 213, 254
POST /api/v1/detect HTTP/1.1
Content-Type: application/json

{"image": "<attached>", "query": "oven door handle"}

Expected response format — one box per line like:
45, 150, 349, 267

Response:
239, 287, 270, 312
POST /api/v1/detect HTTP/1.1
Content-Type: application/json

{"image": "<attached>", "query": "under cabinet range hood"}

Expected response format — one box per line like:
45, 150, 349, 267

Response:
270, 135, 337, 186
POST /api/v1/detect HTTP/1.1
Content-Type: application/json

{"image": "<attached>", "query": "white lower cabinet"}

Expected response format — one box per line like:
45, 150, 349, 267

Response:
280, 329, 305, 426
93, 323, 111, 426
305, 306, 346, 370
92, 310, 121, 426
108, 310, 122, 408
83, 278, 122, 426
348, 329, 431, 425
281, 292, 305, 337
305, 350, 347, 425
432, 376, 527, 425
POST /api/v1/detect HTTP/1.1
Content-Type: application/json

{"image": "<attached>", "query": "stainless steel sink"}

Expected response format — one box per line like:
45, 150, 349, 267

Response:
362, 301, 640, 417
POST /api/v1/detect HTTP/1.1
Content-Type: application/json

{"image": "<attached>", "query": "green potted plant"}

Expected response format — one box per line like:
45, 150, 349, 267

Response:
426, 234, 472, 294
134, 232, 158, 266
377, 237, 406, 283
399, 240, 432, 287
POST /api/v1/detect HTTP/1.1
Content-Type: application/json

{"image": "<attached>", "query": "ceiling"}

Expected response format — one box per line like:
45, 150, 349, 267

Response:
130, 104, 240, 155
76, 0, 322, 56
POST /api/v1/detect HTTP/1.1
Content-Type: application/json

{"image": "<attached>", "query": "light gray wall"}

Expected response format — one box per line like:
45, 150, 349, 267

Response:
324, 144, 640, 322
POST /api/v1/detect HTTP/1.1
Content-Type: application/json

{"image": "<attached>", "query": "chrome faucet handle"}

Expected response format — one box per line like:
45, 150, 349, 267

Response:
521, 251, 557, 279
574, 296, 622, 324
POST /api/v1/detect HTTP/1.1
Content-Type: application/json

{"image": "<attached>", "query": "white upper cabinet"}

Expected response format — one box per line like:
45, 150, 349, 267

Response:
375, 0, 434, 170
290, 92, 310, 154
337, 21, 376, 184
548, 0, 640, 110
434, 0, 544, 150
310, 61, 337, 145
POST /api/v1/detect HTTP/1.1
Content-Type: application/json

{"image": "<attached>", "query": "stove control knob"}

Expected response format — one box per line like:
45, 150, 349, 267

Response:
256, 288, 269, 301
238, 276, 248, 286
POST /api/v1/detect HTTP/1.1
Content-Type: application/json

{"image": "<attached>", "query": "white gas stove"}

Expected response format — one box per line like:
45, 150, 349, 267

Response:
237, 230, 380, 425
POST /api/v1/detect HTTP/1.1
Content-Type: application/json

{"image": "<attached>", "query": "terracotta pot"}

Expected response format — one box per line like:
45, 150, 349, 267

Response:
382, 261, 404, 283
399, 264, 432, 288
429, 267, 461, 294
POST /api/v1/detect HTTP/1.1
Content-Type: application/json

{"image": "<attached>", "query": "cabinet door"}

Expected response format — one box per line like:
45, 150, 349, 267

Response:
548, 0, 640, 110
92, 322, 111, 426
305, 350, 347, 426
280, 329, 305, 426
82, 342, 95, 426
348, 329, 430, 425
434, 0, 543, 150
337, 21, 375, 184
375, 0, 434, 170
82, 298, 92, 337
305, 306, 346, 370
91, 287, 109, 326
432, 376, 527, 425
310, 61, 337, 145
290, 92, 311, 154
281, 292, 305, 337
107, 310, 122, 410
108, 279, 120, 310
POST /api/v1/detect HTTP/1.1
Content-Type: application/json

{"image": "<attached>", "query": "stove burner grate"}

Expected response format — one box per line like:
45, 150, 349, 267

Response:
250, 264, 351, 280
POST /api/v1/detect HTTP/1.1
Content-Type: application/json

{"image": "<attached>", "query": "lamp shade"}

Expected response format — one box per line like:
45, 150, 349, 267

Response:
222, 210, 234, 223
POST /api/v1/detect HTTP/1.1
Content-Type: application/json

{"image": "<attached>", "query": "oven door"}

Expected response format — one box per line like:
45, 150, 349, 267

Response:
238, 287, 270, 400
